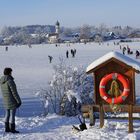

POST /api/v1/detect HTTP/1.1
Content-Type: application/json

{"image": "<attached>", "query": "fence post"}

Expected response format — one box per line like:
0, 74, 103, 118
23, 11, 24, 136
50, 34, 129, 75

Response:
89, 105, 95, 126
128, 104, 133, 133
99, 104, 104, 128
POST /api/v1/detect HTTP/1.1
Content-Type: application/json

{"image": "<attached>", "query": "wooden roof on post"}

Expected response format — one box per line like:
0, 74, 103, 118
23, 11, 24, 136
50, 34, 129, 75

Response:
86, 51, 140, 74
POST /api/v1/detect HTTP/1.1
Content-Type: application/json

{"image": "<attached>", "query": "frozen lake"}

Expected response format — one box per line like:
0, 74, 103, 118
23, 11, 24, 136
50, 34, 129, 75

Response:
0, 41, 140, 116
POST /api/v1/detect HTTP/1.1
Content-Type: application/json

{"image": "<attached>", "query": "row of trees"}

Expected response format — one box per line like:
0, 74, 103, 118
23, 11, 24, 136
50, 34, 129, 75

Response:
66, 24, 139, 39
0, 25, 55, 37
0, 24, 139, 45
0, 25, 55, 45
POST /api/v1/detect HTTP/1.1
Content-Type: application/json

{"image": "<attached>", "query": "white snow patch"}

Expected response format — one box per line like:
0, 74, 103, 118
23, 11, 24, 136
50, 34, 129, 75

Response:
66, 90, 81, 103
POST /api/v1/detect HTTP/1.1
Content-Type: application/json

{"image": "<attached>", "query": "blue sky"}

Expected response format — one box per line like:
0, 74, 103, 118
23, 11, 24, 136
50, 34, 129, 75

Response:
0, 0, 140, 28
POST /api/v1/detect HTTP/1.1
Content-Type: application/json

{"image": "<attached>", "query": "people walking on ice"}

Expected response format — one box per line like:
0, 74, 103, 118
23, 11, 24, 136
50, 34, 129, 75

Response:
122, 47, 126, 55
127, 46, 131, 54
71, 49, 74, 57
70, 49, 77, 57
136, 50, 140, 59
5, 46, 8, 51
66, 50, 69, 58
48, 55, 53, 63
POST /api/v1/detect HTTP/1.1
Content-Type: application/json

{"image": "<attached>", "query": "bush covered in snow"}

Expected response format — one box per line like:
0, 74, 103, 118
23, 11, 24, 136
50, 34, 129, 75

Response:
36, 58, 94, 116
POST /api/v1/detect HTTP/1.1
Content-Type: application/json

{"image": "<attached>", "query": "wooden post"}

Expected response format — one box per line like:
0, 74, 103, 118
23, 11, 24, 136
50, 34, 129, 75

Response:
128, 104, 133, 133
89, 105, 95, 126
99, 104, 104, 128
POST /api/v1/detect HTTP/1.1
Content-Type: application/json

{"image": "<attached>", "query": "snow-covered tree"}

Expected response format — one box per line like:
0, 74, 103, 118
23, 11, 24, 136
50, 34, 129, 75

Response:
80, 24, 91, 39
98, 23, 109, 35
36, 58, 94, 116
63, 28, 73, 36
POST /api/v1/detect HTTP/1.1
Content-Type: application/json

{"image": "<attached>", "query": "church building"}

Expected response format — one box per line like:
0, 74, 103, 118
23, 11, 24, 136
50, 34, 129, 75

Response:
47, 21, 60, 43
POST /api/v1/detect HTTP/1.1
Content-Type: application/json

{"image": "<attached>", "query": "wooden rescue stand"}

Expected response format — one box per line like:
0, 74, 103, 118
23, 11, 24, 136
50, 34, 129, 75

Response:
83, 51, 140, 133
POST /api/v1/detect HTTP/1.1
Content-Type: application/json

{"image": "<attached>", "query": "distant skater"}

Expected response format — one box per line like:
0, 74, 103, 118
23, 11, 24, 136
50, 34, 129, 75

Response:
136, 50, 140, 59
66, 50, 69, 58
71, 49, 74, 57
122, 47, 126, 55
5, 46, 8, 51
48, 55, 53, 63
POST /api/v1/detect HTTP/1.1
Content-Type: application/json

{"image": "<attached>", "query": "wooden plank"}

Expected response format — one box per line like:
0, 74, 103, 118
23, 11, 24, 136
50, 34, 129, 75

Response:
81, 105, 140, 113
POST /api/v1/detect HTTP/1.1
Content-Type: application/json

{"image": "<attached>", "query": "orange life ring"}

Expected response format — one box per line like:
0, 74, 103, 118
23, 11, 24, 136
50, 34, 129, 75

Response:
99, 73, 130, 104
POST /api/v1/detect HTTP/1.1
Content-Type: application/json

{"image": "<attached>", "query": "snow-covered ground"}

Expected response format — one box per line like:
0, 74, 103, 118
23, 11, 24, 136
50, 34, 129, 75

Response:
0, 114, 140, 140
0, 41, 140, 139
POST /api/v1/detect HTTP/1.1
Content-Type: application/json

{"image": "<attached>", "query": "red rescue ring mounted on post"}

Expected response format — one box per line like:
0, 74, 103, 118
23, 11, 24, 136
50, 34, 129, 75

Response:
99, 73, 130, 104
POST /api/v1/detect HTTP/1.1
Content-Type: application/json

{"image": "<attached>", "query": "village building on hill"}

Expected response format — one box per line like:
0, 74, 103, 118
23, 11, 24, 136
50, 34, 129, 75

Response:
46, 21, 80, 43
47, 21, 60, 43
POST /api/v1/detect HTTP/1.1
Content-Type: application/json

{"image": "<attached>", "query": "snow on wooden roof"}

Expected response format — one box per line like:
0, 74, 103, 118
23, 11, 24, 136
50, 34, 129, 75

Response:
86, 51, 140, 73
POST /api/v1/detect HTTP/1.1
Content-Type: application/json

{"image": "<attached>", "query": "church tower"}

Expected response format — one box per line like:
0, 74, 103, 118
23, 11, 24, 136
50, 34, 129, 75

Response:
55, 20, 60, 34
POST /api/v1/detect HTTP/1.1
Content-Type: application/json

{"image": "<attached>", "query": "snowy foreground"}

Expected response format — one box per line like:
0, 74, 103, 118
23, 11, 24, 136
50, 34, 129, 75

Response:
0, 41, 140, 139
0, 114, 140, 140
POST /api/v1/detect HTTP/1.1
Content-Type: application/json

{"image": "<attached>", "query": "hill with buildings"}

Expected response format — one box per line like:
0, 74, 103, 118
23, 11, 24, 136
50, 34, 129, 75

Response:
0, 22, 140, 45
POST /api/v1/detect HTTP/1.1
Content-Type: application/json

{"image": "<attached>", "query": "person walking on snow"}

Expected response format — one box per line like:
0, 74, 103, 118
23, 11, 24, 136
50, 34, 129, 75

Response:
5, 46, 8, 51
0, 68, 22, 133
136, 50, 140, 59
48, 55, 53, 63
66, 50, 69, 58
